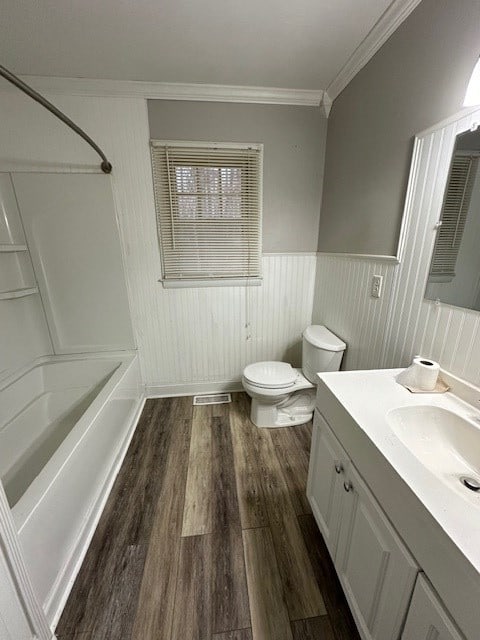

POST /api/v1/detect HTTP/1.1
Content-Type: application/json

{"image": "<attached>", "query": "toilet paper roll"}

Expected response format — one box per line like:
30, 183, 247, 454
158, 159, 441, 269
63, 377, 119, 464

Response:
396, 356, 440, 391
412, 356, 440, 390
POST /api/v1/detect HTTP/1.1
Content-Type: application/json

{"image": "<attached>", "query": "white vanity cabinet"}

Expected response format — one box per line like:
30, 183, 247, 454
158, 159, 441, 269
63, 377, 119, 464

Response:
336, 462, 418, 639
307, 413, 349, 556
308, 412, 418, 640
401, 575, 465, 640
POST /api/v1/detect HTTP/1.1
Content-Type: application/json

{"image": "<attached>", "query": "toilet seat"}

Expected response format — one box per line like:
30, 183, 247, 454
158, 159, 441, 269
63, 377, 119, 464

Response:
242, 325, 346, 428
243, 361, 298, 389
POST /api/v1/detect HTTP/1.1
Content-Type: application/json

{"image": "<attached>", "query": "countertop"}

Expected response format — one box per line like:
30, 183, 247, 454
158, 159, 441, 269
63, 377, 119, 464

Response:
316, 367, 480, 640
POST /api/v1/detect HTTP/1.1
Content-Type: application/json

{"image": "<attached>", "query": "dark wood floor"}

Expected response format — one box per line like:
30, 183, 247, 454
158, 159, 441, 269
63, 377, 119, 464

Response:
56, 393, 360, 640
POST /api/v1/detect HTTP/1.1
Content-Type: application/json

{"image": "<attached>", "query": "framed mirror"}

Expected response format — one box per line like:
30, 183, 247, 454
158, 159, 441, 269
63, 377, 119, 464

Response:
425, 126, 480, 311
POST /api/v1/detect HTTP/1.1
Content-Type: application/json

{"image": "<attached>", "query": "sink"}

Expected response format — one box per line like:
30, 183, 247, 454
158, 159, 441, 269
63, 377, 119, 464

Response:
386, 405, 480, 494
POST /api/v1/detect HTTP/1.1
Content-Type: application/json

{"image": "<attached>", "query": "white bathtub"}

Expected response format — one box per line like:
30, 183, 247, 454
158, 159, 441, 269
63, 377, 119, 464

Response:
0, 352, 144, 628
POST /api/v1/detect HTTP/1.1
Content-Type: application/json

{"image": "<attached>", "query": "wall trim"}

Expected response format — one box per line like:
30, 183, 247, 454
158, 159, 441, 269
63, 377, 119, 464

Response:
147, 380, 244, 398
6, 75, 325, 107
416, 106, 480, 137
317, 252, 400, 264
0, 3, 423, 113
326, 0, 423, 100
161, 278, 263, 289
263, 251, 318, 257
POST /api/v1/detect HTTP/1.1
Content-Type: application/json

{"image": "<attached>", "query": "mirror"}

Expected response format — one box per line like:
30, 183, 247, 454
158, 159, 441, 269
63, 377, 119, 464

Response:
425, 126, 480, 311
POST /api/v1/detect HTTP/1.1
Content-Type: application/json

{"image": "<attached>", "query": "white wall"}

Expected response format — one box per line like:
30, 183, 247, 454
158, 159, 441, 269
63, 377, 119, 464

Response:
5, 83, 480, 391
313, 255, 396, 371
0, 88, 319, 390
313, 107, 480, 387
312, 0, 480, 384
12, 173, 134, 354
0, 295, 51, 382
0, 174, 52, 381
143, 254, 316, 394
383, 109, 480, 384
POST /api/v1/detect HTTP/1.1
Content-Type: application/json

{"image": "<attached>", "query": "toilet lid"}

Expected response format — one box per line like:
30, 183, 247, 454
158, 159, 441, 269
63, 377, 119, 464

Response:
243, 361, 298, 389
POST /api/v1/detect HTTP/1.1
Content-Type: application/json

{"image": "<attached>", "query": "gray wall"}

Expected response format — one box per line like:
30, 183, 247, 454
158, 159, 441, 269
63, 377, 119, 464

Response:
318, 0, 480, 256
148, 100, 327, 252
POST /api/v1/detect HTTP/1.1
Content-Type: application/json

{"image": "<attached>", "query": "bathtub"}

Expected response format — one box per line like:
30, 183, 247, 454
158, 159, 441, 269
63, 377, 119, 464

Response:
0, 352, 144, 628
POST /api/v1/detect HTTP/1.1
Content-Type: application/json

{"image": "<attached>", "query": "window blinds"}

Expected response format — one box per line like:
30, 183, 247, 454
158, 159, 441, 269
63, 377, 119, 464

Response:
429, 154, 479, 282
151, 141, 262, 283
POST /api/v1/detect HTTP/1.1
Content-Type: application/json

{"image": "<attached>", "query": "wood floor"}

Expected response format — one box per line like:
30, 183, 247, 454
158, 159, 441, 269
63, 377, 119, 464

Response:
56, 393, 360, 640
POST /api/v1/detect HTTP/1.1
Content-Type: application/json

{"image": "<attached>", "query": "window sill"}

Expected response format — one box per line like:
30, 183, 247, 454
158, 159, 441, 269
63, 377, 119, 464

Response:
428, 274, 455, 283
160, 278, 262, 289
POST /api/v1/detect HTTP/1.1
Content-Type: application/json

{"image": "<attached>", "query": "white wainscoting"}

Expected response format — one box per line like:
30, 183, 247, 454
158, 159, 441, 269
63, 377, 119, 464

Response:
146, 254, 317, 394
383, 107, 480, 385
0, 90, 319, 392
313, 107, 480, 386
312, 254, 397, 371
6, 86, 479, 389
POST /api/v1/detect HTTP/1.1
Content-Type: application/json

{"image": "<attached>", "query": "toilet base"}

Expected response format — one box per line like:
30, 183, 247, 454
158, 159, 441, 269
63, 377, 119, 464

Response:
250, 388, 316, 428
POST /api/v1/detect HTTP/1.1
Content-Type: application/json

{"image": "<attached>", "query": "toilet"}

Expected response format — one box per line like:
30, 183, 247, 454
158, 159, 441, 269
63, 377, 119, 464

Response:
242, 325, 346, 428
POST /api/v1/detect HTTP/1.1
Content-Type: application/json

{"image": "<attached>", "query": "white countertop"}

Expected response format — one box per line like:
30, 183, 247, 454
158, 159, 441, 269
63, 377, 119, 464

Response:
317, 368, 480, 578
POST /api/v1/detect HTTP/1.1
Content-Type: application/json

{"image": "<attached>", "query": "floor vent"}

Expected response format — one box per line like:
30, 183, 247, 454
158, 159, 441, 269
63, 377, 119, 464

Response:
193, 393, 232, 406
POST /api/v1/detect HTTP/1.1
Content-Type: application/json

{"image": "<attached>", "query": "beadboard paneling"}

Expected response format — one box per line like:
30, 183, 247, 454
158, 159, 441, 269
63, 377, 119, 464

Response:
314, 107, 480, 386
0, 91, 318, 390
383, 107, 480, 384
146, 254, 317, 392
312, 254, 397, 370
88, 100, 318, 389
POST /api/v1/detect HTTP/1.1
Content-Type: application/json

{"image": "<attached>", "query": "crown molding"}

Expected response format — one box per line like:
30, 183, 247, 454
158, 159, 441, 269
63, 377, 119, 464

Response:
0, 1, 422, 112
4, 75, 324, 107
326, 0, 423, 101
321, 91, 333, 118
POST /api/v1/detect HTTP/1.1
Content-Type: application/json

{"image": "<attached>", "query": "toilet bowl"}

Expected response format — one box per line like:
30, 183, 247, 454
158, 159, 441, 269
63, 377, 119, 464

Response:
242, 362, 316, 428
242, 325, 346, 428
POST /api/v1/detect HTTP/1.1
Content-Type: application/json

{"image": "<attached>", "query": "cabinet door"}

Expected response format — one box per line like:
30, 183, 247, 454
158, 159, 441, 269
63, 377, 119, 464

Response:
402, 575, 465, 640
336, 463, 418, 640
307, 412, 348, 557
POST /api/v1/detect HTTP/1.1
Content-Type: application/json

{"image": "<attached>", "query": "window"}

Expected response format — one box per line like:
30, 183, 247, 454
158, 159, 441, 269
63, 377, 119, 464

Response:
150, 141, 262, 287
429, 153, 479, 283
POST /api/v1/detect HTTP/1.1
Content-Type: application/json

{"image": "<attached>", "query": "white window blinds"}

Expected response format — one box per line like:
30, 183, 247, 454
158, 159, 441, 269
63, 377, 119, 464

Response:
151, 141, 262, 284
429, 153, 479, 282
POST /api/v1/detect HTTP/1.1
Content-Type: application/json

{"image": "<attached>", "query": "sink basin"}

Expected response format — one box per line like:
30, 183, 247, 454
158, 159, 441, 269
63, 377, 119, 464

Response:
386, 405, 480, 491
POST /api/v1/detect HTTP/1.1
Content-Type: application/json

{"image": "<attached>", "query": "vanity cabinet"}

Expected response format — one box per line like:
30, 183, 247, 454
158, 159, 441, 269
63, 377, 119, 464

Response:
307, 414, 349, 556
308, 412, 418, 640
336, 461, 418, 640
401, 575, 465, 640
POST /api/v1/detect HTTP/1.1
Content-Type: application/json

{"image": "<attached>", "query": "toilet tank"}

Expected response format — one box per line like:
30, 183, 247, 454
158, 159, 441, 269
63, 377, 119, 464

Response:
302, 325, 346, 384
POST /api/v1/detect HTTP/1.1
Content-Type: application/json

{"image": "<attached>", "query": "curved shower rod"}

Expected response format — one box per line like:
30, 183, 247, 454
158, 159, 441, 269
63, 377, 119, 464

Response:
0, 64, 112, 174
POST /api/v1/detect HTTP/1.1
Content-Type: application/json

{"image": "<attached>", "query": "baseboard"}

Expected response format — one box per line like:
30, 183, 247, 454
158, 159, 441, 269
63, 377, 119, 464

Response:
47, 395, 146, 631
146, 380, 244, 397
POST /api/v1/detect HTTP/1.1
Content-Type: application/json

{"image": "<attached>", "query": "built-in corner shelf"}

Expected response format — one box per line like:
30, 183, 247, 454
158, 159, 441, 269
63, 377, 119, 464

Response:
0, 244, 28, 252
0, 287, 39, 300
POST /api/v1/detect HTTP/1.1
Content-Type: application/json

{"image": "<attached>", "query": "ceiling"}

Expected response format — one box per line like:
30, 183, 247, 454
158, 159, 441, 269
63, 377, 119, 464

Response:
1, 0, 405, 90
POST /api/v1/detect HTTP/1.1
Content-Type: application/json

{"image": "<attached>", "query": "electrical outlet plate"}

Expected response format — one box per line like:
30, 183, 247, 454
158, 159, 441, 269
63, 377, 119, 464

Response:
371, 275, 383, 298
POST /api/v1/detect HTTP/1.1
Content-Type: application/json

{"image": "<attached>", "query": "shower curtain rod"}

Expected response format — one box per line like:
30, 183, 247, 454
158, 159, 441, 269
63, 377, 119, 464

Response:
0, 64, 113, 174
